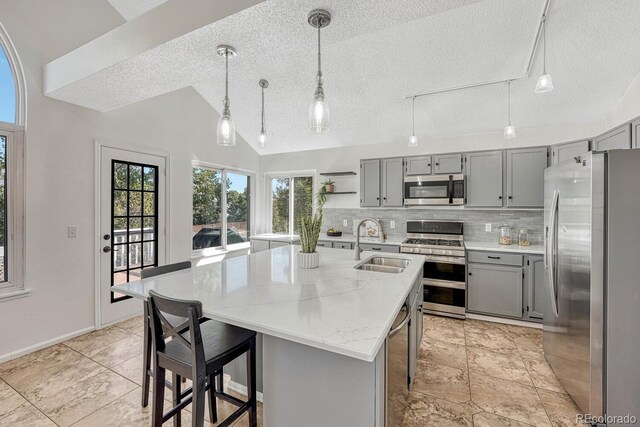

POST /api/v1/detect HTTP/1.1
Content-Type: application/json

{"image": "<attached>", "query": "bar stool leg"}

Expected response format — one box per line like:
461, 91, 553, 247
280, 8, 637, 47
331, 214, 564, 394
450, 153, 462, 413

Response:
247, 339, 257, 427
192, 375, 206, 427
142, 305, 152, 407
207, 373, 218, 424
151, 365, 166, 427
172, 373, 182, 427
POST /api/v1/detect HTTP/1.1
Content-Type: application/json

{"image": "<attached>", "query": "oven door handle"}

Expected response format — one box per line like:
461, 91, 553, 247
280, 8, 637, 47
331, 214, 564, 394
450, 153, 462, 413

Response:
422, 255, 466, 265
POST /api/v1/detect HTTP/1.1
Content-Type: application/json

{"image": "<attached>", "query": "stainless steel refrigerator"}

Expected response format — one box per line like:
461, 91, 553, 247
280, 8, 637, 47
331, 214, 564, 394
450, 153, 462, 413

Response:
544, 149, 640, 423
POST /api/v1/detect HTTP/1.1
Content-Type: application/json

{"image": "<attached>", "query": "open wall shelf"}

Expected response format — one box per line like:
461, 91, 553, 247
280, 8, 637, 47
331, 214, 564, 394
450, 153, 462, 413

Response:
326, 191, 356, 195
319, 171, 357, 176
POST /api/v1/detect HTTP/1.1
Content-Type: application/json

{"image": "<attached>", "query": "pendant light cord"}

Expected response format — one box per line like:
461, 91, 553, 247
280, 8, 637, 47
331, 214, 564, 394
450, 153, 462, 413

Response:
542, 16, 547, 74
507, 81, 512, 125
224, 50, 230, 110
261, 85, 266, 133
317, 18, 323, 85
412, 96, 416, 135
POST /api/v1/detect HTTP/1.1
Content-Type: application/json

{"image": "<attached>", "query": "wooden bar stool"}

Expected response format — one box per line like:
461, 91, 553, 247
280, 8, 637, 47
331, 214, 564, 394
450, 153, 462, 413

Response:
147, 290, 258, 427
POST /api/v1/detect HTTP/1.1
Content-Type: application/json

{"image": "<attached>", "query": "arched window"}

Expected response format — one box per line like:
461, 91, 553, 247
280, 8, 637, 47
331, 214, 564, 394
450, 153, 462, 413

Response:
0, 44, 16, 124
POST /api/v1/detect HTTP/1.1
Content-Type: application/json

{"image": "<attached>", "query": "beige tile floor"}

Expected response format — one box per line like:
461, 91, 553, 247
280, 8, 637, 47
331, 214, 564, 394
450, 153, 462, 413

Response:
0, 315, 582, 426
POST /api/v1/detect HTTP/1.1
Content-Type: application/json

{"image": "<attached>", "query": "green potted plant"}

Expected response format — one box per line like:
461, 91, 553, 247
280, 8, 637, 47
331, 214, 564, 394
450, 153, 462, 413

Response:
322, 179, 335, 193
297, 211, 323, 269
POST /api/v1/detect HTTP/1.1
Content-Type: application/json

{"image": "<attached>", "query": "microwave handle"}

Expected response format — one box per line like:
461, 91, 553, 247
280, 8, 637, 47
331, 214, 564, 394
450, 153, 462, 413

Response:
448, 175, 454, 204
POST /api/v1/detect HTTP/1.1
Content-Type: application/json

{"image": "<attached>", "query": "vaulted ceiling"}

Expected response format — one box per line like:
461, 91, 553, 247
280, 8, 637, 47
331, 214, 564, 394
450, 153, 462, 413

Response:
46, 0, 640, 154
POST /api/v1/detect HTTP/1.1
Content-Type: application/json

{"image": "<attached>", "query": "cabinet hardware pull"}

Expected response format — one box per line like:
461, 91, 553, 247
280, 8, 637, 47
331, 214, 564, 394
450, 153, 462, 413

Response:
508, 196, 513, 200
487, 256, 501, 259
468, 272, 472, 276
372, 247, 381, 251
498, 196, 503, 199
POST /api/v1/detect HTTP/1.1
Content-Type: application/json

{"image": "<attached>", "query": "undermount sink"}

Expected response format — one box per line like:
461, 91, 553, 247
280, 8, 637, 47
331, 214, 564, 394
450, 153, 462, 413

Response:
354, 257, 410, 273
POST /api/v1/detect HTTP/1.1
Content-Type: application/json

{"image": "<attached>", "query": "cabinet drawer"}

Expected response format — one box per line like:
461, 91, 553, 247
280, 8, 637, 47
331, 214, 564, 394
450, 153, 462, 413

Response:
359, 243, 400, 253
334, 242, 353, 250
467, 251, 523, 266
316, 241, 333, 248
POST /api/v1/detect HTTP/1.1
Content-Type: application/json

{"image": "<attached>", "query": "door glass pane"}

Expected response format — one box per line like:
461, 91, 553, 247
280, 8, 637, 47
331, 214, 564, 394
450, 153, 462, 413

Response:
0, 46, 16, 124
226, 172, 249, 243
111, 160, 158, 302
293, 177, 313, 234
192, 167, 223, 250
271, 177, 290, 234
0, 135, 6, 282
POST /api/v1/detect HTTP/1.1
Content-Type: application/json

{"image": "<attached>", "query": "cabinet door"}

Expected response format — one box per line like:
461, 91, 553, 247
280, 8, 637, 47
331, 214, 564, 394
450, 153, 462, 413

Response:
465, 151, 503, 207
505, 147, 547, 208
250, 239, 270, 253
360, 159, 381, 207
551, 140, 590, 165
467, 263, 523, 318
433, 153, 462, 174
405, 156, 432, 175
269, 241, 290, 249
594, 123, 631, 151
381, 158, 404, 207
526, 256, 547, 320
334, 242, 353, 250
316, 241, 333, 248
632, 119, 640, 149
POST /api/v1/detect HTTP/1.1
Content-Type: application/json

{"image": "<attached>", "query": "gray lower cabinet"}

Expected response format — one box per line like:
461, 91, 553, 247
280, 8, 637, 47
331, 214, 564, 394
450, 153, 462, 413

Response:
316, 241, 333, 248
505, 147, 548, 208
593, 123, 631, 151
551, 140, 590, 165
360, 159, 381, 207
433, 153, 462, 174
359, 243, 400, 253
381, 158, 404, 207
251, 239, 270, 253
465, 151, 503, 207
405, 156, 432, 176
467, 263, 523, 318
270, 241, 290, 249
334, 242, 353, 250
524, 255, 547, 320
632, 118, 640, 149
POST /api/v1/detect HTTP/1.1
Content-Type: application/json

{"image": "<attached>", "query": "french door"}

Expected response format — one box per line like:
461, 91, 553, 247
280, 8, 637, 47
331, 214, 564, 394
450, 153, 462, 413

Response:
99, 146, 166, 327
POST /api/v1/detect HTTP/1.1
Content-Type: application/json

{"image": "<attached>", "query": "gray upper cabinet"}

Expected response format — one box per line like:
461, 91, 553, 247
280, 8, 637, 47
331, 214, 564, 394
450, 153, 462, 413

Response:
593, 123, 631, 151
433, 153, 463, 174
465, 151, 503, 207
360, 159, 381, 207
525, 255, 547, 320
551, 140, 590, 165
467, 263, 523, 318
405, 156, 431, 176
632, 118, 640, 149
505, 147, 548, 208
381, 158, 404, 207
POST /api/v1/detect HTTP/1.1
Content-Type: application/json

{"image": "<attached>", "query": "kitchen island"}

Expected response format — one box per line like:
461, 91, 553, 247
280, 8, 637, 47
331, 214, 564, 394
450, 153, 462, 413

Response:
113, 245, 425, 427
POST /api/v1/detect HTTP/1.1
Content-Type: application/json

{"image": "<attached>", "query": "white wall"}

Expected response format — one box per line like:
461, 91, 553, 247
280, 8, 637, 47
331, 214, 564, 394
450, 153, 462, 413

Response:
607, 70, 640, 129
259, 121, 603, 218
0, 0, 260, 358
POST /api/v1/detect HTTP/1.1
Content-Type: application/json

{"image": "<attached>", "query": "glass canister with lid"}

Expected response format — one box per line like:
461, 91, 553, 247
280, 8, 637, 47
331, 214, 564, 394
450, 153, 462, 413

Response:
518, 228, 530, 246
499, 224, 513, 245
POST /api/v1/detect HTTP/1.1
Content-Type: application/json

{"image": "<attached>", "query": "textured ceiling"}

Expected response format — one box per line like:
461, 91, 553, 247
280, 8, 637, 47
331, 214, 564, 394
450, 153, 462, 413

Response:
48, 0, 640, 154
106, 0, 168, 21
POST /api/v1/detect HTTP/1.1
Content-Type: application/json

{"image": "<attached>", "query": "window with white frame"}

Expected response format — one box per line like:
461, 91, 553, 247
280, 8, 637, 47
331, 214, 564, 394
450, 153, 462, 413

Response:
268, 173, 314, 235
0, 31, 26, 297
192, 163, 251, 252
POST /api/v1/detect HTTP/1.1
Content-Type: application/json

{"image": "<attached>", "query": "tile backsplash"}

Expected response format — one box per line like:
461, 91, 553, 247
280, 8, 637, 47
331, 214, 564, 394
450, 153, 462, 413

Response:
322, 208, 544, 244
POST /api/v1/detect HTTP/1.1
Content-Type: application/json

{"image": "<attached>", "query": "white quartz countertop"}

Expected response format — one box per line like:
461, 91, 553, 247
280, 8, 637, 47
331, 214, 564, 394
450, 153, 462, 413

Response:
464, 240, 545, 255
251, 233, 404, 246
113, 246, 425, 362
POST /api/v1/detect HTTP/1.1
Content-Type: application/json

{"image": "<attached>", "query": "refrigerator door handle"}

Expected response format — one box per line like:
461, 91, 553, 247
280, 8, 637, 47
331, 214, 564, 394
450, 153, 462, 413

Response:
547, 190, 560, 317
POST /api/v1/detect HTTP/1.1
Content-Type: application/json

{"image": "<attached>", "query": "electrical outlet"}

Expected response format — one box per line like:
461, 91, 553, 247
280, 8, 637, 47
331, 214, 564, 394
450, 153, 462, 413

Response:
68, 226, 78, 238
390, 220, 396, 229
485, 223, 492, 232
343, 219, 348, 227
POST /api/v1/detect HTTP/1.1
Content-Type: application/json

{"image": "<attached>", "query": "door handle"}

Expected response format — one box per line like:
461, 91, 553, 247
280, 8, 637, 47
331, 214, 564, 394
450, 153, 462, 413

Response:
487, 256, 501, 260
103, 234, 111, 240
103, 246, 112, 253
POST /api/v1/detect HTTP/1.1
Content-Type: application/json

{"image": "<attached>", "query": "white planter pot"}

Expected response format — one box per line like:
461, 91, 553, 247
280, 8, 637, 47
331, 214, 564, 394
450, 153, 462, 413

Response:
297, 251, 320, 269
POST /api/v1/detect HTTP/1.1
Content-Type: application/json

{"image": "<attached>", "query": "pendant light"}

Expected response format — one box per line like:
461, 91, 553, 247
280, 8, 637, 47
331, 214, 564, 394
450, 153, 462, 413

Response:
308, 9, 331, 133
409, 97, 418, 147
216, 45, 237, 146
503, 80, 517, 139
535, 16, 553, 93
258, 79, 268, 148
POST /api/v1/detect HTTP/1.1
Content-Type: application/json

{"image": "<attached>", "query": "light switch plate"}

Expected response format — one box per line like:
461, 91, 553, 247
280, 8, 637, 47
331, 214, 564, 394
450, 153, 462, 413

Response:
68, 226, 78, 238
485, 223, 492, 232
343, 219, 348, 227
390, 220, 396, 229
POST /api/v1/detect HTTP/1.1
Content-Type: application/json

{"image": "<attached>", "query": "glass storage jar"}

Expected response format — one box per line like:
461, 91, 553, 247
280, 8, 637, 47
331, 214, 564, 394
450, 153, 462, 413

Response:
518, 228, 530, 246
499, 225, 513, 245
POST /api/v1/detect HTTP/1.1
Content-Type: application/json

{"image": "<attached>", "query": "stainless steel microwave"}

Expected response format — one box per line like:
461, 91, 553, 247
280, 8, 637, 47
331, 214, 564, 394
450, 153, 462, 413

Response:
404, 174, 465, 206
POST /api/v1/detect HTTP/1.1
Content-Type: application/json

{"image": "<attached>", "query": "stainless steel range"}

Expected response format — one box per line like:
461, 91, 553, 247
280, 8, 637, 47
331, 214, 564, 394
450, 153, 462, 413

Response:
400, 221, 466, 319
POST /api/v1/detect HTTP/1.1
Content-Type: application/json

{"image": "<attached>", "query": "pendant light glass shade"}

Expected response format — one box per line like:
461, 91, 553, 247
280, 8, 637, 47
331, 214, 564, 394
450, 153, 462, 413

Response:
535, 16, 553, 94
408, 96, 418, 147
258, 79, 268, 148
258, 131, 267, 148
216, 45, 237, 146
503, 81, 516, 140
308, 10, 331, 133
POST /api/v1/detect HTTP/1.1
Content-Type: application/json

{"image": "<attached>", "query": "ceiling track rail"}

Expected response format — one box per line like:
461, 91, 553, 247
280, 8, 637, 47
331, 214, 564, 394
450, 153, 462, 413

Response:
404, 0, 551, 100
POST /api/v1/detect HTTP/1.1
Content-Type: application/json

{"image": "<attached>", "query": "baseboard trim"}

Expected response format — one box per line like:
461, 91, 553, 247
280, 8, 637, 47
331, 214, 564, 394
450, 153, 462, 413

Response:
228, 380, 264, 403
465, 313, 543, 329
0, 326, 96, 363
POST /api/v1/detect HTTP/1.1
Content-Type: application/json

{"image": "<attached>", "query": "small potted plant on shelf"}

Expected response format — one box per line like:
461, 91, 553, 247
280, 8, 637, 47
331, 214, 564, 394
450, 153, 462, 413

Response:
322, 179, 335, 193
297, 211, 323, 269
